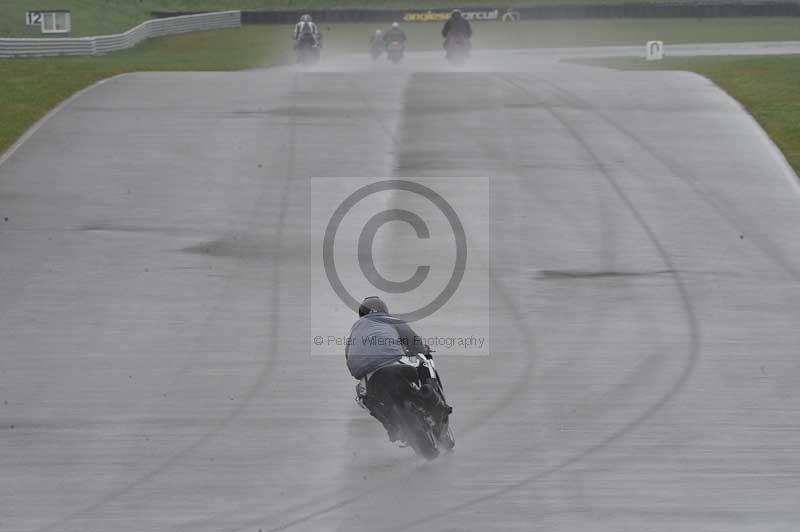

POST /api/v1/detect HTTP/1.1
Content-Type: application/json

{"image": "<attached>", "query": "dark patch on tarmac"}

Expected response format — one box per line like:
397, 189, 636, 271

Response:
180, 237, 269, 259
537, 269, 677, 280
404, 103, 492, 116
78, 223, 177, 234
262, 106, 367, 118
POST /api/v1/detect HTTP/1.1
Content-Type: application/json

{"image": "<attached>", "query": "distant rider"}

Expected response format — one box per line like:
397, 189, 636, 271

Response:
346, 296, 428, 441
370, 29, 384, 47
442, 9, 473, 45
293, 14, 321, 49
383, 22, 407, 48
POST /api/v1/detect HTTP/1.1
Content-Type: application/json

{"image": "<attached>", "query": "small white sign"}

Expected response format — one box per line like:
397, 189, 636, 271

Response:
646, 40, 664, 61
26, 11, 43, 26
502, 9, 521, 22
41, 11, 71, 34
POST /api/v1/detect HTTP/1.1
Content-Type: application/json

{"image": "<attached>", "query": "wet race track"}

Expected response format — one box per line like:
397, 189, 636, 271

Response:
1, 48, 800, 531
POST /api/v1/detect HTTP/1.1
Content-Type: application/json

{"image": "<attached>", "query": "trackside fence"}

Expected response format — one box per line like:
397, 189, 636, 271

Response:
0, 11, 241, 58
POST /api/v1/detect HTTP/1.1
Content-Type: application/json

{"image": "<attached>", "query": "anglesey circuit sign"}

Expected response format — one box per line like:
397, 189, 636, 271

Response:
403, 9, 500, 22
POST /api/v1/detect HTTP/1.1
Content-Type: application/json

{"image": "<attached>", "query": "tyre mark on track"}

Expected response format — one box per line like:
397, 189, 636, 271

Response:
540, 72, 800, 285
225, 72, 546, 532
382, 73, 704, 532
354, 73, 542, 437
180, 74, 408, 532
33, 74, 301, 532
479, 74, 663, 436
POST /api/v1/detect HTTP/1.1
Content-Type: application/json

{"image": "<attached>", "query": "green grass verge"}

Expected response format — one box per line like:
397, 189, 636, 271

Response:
362, 18, 800, 51
590, 55, 800, 174
320, 18, 800, 55
1, 0, 694, 37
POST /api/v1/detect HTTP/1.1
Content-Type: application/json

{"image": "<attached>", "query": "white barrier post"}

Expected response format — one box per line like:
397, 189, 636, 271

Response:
646, 40, 664, 61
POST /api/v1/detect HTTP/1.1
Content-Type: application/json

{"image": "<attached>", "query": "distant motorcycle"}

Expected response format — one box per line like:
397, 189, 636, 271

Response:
295, 33, 320, 65
444, 33, 471, 64
386, 39, 405, 64
357, 346, 454, 460
370, 40, 385, 60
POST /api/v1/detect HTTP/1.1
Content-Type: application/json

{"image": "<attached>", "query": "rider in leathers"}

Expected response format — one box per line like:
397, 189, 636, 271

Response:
370, 29, 384, 47
383, 22, 407, 48
346, 297, 428, 441
441, 9, 473, 48
293, 14, 321, 49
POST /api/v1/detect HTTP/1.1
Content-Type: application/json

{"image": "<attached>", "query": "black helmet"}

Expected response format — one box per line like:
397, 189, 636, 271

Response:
451, 9, 463, 17
358, 296, 388, 317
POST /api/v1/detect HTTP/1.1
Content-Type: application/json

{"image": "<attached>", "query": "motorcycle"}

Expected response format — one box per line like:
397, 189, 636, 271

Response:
444, 32, 471, 64
295, 32, 320, 65
370, 40, 384, 60
386, 40, 405, 64
357, 347, 454, 460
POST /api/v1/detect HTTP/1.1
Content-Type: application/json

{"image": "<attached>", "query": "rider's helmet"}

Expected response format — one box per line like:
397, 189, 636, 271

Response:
301, 14, 312, 22
451, 9, 463, 18
375, 29, 383, 35
392, 22, 400, 29
358, 296, 389, 317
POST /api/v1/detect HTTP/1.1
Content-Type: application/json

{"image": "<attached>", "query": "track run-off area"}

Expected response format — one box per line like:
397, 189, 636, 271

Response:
1, 45, 800, 531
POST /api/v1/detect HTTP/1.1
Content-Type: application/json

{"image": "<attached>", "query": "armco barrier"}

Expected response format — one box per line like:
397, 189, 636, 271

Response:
0, 11, 241, 58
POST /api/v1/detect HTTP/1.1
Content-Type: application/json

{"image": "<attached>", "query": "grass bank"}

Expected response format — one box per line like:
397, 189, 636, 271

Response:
591, 55, 800, 174
331, 18, 800, 51
1, 0, 680, 38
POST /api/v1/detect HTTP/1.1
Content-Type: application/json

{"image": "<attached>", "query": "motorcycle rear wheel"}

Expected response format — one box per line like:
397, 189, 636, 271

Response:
395, 402, 439, 460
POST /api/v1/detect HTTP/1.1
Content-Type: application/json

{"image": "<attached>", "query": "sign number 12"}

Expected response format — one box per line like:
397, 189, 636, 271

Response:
26, 11, 43, 25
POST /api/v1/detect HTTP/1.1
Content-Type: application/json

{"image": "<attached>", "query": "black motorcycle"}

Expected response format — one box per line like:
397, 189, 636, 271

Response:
386, 39, 405, 64
358, 347, 454, 460
444, 32, 471, 64
295, 32, 320, 65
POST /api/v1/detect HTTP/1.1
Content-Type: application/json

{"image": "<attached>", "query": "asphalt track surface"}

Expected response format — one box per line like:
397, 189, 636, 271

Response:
1, 46, 800, 531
